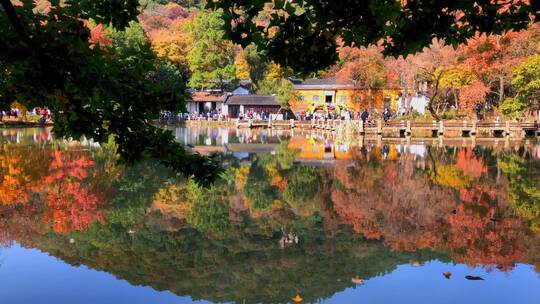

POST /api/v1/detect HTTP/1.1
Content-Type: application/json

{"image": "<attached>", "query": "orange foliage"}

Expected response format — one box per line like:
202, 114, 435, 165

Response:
459, 81, 490, 111
329, 151, 535, 270
89, 24, 112, 50
34, 151, 105, 234
0, 145, 31, 205
456, 148, 487, 178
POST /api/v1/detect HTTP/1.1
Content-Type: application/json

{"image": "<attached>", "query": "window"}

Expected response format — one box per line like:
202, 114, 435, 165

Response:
312, 96, 320, 102
355, 96, 363, 102
337, 96, 347, 103
325, 95, 333, 104
300, 95, 305, 101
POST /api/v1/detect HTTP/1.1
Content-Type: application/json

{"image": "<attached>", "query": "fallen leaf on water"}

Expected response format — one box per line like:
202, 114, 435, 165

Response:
465, 275, 484, 281
291, 295, 303, 303
443, 272, 452, 279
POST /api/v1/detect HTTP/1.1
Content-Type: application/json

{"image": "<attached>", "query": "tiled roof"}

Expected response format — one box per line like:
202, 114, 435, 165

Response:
292, 77, 355, 89
225, 95, 279, 106
191, 91, 225, 102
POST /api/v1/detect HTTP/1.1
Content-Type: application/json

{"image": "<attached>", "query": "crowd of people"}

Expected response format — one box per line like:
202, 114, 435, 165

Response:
0, 109, 21, 119
165, 107, 397, 124
294, 108, 395, 124
1, 107, 51, 124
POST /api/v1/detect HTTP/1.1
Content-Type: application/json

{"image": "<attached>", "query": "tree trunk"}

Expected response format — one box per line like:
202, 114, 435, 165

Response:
1, 0, 46, 63
0, 0, 29, 43
498, 75, 505, 104
367, 87, 372, 109
427, 102, 440, 121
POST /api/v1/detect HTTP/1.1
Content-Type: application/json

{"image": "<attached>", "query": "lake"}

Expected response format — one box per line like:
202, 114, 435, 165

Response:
0, 127, 539, 304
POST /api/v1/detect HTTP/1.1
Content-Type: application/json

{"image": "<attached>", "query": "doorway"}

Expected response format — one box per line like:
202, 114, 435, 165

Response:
325, 95, 333, 104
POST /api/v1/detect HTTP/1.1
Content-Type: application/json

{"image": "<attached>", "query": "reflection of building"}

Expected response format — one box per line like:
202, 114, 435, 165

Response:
291, 78, 401, 113
287, 137, 404, 161
287, 137, 355, 160
223, 95, 281, 118
186, 91, 226, 114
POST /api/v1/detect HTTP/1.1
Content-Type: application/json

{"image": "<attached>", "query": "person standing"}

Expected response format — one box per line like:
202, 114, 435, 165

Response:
361, 109, 369, 123
383, 108, 391, 124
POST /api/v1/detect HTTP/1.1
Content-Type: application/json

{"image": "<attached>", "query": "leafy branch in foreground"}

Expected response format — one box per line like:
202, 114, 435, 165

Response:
207, 0, 540, 75
0, 0, 221, 184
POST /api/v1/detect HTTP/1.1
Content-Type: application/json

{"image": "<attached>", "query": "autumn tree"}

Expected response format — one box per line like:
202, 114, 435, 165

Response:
337, 46, 386, 109
459, 81, 490, 112
437, 64, 476, 109
235, 51, 250, 80
408, 41, 459, 117
140, 2, 191, 74
460, 29, 540, 106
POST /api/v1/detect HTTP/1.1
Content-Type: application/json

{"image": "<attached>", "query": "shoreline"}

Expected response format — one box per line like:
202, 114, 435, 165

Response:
0, 121, 53, 128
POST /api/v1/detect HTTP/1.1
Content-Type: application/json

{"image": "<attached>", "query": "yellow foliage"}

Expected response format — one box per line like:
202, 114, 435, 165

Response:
235, 52, 250, 79
387, 145, 399, 161
265, 63, 285, 82
434, 165, 472, 189
150, 24, 191, 72
0, 145, 31, 205
437, 64, 477, 89
10, 101, 28, 114
151, 182, 192, 218
235, 165, 250, 190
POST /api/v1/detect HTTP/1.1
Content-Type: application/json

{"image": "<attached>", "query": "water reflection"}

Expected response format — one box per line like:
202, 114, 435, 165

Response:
0, 127, 539, 303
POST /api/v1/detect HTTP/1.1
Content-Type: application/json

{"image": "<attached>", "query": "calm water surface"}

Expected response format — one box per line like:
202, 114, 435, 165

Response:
0, 127, 539, 304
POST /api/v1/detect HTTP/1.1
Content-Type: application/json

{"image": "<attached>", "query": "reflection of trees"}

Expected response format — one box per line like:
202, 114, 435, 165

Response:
0, 145, 114, 234
499, 155, 540, 232
37, 151, 103, 233
330, 147, 539, 271
244, 160, 279, 210
7, 215, 445, 304
0, 145, 50, 205
1, 142, 540, 302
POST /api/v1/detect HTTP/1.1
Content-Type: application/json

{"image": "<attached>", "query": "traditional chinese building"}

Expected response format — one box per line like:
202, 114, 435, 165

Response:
186, 91, 227, 114
290, 78, 401, 114
223, 94, 281, 118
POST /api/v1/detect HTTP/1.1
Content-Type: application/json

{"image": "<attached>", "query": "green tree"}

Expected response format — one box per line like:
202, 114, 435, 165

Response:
257, 64, 299, 110
501, 55, 540, 116
186, 9, 236, 90
244, 161, 279, 210
241, 44, 269, 89
186, 179, 230, 233
498, 155, 540, 232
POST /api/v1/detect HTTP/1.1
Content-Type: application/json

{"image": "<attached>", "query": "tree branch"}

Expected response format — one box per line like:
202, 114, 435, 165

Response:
0, 0, 33, 46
